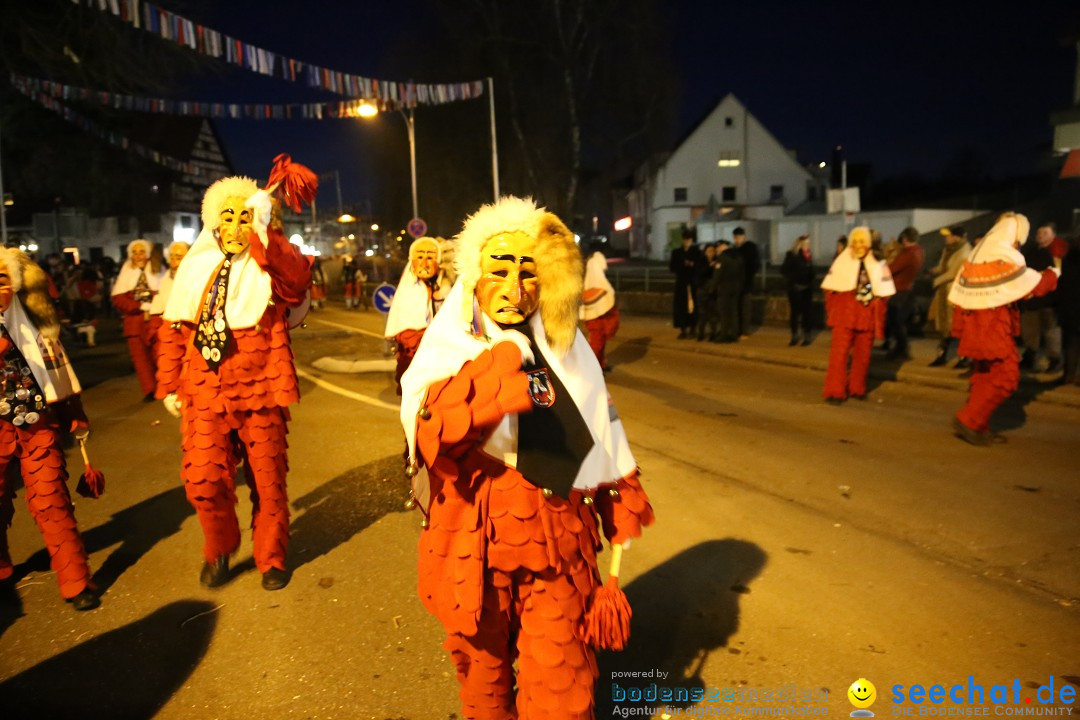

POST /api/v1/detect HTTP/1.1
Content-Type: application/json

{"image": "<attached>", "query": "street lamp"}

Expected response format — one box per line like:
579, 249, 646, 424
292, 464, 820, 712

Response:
357, 104, 419, 221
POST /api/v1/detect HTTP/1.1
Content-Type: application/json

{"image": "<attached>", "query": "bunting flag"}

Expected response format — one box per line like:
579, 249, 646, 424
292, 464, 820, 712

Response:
9, 74, 410, 120
11, 78, 201, 175
71, 0, 485, 108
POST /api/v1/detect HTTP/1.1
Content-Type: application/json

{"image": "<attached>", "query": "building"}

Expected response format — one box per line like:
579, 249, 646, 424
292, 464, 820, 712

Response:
620, 94, 824, 260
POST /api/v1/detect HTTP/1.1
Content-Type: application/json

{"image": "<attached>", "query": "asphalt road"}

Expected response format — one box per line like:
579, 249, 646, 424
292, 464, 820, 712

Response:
0, 304, 1077, 719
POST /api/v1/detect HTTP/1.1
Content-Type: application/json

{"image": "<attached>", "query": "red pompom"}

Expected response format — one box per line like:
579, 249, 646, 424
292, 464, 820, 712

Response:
76, 463, 105, 499
266, 153, 318, 213
582, 575, 631, 650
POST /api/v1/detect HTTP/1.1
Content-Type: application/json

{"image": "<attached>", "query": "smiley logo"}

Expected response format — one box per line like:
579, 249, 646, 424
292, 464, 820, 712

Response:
848, 678, 877, 716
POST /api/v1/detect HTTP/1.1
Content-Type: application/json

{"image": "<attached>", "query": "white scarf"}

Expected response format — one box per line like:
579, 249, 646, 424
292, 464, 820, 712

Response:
580, 251, 616, 321
163, 227, 272, 329
820, 249, 896, 297
383, 267, 450, 338
948, 215, 1044, 310
111, 261, 161, 296
1, 297, 81, 402
401, 281, 637, 499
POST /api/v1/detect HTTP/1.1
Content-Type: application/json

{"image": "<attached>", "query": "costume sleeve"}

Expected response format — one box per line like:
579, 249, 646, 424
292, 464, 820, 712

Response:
414, 341, 532, 470
593, 470, 655, 544
111, 290, 142, 316
951, 307, 967, 339
51, 394, 89, 434
249, 225, 313, 306
872, 296, 888, 339
824, 291, 837, 328
1028, 269, 1059, 299
155, 322, 190, 398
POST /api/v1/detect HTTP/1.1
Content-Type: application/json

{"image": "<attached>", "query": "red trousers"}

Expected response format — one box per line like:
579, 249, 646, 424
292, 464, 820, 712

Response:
955, 358, 1018, 433
585, 308, 620, 370
180, 404, 290, 572
445, 567, 597, 720
0, 422, 91, 599
128, 328, 158, 396
823, 326, 874, 399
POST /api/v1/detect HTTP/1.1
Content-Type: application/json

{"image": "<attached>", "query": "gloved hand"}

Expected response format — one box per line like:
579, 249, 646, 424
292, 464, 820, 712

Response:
245, 189, 273, 233
70, 419, 90, 441
140, 302, 152, 312
163, 393, 182, 418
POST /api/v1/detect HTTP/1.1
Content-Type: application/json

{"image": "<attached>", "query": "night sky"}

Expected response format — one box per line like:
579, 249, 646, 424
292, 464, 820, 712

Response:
173, 1, 1078, 207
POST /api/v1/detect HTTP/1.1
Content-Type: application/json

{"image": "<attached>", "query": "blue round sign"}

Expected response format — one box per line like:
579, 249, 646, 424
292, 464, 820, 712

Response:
407, 217, 428, 238
373, 282, 396, 314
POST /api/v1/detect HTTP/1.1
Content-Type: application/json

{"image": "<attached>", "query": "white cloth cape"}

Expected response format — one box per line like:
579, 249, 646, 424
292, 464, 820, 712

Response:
820, 250, 896, 297
400, 281, 637, 495
580, 251, 616, 321
162, 227, 272, 329
947, 221, 1044, 310
384, 268, 450, 338
111, 262, 161, 296
149, 270, 175, 315
1, 297, 81, 402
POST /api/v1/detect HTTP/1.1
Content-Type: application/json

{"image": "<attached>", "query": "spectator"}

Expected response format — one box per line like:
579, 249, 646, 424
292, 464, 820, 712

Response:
709, 239, 743, 343
669, 228, 700, 338
732, 226, 760, 339
885, 226, 925, 360
1057, 232, 1080, 385
781, 234, 815, 346
694, 244, 718, 341
1019, 222, 1069, 374
928, 227, 971, 366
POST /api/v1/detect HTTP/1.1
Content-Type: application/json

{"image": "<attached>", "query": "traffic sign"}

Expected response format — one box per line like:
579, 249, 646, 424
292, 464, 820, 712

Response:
373, 282, 396, 314
407, 217, 428, 238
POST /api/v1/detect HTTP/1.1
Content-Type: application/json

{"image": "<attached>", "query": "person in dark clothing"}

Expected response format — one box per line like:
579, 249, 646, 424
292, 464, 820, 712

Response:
1019, 222, 1068, 374
669, 229, 700, 338
885, 226, 925, 360
694, 244, 719, 341
709, 240, 744, 342
781, 234, 815, 345
1055, 233, 1080, 384
732, 227, 760, 338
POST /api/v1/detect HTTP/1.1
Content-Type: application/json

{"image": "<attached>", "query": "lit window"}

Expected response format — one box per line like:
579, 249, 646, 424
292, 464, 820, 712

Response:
717, 151, 741, 168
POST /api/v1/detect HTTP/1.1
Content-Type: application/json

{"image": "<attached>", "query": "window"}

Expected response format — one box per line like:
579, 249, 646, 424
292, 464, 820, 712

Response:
725, 116, 734, 127
674, 187, 688, 202
717, 150, 740, 168
769, 185, 785, 202
722, 186, 736, 202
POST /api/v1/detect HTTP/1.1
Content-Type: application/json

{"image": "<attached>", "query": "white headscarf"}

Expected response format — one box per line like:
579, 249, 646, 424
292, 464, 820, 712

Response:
1, 296, 81, 402
948, 213, 1047, 310
820, 249, 896, 297
580, 251, 616, 320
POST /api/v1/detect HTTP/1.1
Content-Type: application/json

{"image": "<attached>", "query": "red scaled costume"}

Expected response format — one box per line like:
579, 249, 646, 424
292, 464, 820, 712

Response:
0, 247, 99, 610
111, 239, 161, 398
401, 198, 653, 720
948, 213, 1059, 444
820, 226, 896, 401
580, 249, 619, 371
156, 175, 311, 587
384, 236, 451, 394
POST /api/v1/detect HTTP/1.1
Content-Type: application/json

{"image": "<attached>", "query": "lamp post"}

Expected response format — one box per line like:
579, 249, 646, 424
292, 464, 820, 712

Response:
0, 122, 8, 246
357, 101, 419, 221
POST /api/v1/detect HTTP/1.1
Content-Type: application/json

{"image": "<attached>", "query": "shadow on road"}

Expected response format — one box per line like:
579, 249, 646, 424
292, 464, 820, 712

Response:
990, 377, 1061, 432
287, 454, 409, 572
0, 599, 217, 718
607, 336, 652, 369
11, 485, 194, 599
595, 538, 768, 716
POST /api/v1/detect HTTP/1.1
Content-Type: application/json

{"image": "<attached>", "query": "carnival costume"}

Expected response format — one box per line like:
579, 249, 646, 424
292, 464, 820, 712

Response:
821, 226, 896, 401
580, 249, 619, 371
111, 238, 160, 399
384, 236, 451, 394
0, 248, 99, 610
948, 213, 1059, 444
156, 169, 313, 590
148, 240, 190, 363
401, 197, 654, 720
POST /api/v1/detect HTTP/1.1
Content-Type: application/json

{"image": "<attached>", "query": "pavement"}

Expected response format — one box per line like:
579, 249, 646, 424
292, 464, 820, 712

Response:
612, 315, 1080, 409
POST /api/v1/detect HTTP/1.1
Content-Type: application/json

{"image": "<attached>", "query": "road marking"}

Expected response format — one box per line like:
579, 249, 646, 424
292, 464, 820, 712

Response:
304, 316, 385, 339
295, 367, 399, 411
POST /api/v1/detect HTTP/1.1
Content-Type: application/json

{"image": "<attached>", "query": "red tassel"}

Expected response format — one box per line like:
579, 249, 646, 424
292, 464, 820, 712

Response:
75, 439, 105, 499
583, 574, 632, 651
266, 153, 318, 213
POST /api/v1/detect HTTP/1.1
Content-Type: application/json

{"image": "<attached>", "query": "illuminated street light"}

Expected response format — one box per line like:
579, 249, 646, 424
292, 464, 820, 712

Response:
818, 161, 827, 169
370, 223, 379, 231
356, 101, 378, 118
338, 213, 357, 223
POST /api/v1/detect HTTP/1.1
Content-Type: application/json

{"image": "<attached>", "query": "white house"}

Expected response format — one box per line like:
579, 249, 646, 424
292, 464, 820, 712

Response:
622, 94, 822, 260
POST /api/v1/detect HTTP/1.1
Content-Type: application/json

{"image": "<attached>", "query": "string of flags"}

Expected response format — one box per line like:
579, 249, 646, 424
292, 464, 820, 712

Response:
11, 78, 202, 176
10, 74, 409, 120
70, 0, 486, 108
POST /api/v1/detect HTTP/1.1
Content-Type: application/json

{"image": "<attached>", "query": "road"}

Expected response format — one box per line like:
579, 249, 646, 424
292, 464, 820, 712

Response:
0, 304, 1077, 719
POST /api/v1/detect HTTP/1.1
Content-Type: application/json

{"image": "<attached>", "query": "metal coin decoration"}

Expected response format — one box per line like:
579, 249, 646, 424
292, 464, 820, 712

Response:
193, 257, 234, 372
0, 326, 49, 427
